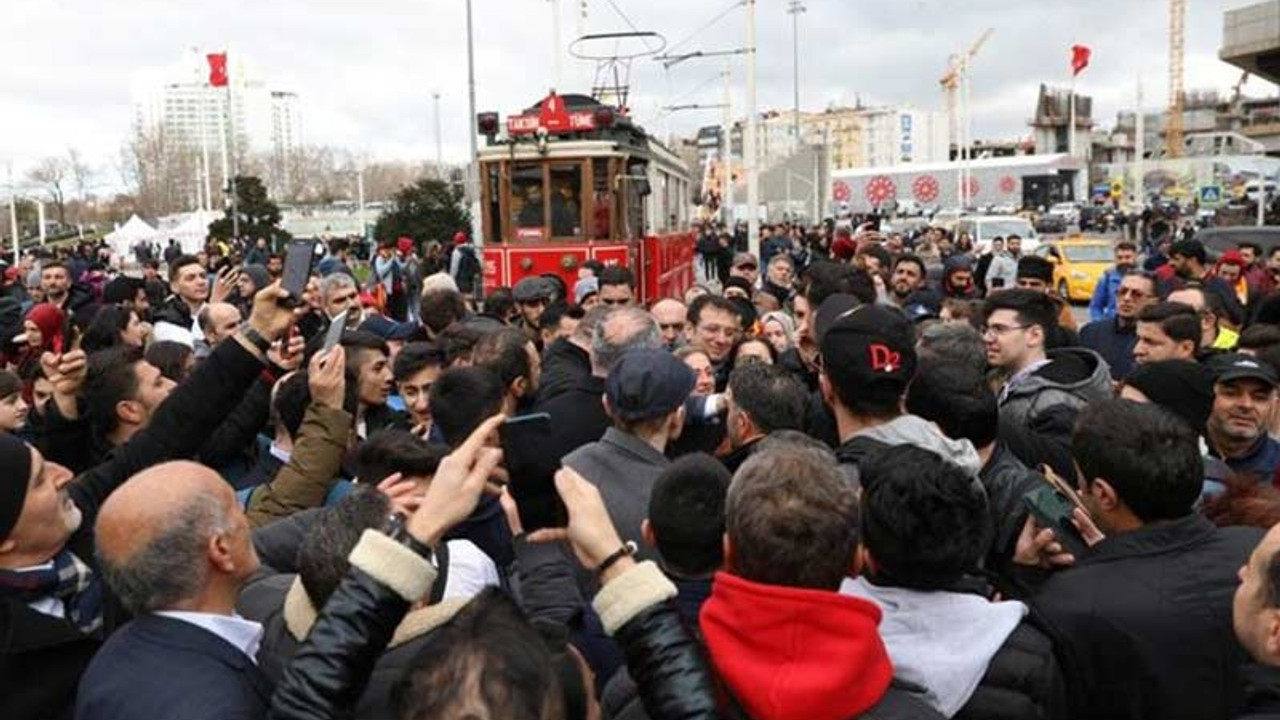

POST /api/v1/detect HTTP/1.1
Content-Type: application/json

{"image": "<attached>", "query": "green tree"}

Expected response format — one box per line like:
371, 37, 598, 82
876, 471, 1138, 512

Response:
374, 177, 471, 247
208, 175, 292, 246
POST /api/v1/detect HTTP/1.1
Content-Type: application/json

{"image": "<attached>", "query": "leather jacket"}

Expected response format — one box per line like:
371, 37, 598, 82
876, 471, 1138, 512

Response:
268, 530, 718, 720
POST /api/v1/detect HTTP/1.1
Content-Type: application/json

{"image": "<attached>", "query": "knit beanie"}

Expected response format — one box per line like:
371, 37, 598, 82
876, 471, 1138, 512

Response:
0, 434, 33, 542
1124, 360, 1216, 434
241, 264, 271, 293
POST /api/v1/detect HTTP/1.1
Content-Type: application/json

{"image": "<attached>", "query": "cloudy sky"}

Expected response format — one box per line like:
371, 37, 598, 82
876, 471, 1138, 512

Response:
2, 0, 1273, 194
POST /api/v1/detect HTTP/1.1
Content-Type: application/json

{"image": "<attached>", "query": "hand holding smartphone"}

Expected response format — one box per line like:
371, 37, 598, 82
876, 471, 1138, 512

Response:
499, 413, 568, 532
280, 241, 317, 307
1020, 465, 1093, 559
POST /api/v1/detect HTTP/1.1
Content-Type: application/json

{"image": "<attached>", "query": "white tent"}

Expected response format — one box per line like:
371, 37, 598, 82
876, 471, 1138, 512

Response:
166, 210, 220, 254
103, 214, 158, 259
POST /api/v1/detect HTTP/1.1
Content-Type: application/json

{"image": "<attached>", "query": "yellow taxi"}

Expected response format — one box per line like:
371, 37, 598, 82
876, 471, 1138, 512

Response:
1033, 237, 1114, 303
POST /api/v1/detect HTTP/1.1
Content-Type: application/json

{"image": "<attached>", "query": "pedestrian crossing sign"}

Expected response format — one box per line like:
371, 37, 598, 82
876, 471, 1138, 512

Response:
1199, 185, 1224, 206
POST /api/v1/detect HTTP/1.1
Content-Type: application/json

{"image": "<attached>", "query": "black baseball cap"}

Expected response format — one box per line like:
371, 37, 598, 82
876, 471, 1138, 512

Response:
819, 304, 917, 394
812, 293, 862, 345
1209, 353, 1278, 387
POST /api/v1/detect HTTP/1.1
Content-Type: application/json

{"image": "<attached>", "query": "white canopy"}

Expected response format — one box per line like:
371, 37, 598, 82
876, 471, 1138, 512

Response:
103, 214, 158, 258
166, 210, 221, 254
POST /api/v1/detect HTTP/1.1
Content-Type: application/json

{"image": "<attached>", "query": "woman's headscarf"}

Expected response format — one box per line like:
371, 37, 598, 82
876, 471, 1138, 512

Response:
24, 304, 66, 355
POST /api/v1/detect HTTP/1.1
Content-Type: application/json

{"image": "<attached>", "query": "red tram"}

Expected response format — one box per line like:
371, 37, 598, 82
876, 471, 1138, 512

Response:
475, 92, 696, 303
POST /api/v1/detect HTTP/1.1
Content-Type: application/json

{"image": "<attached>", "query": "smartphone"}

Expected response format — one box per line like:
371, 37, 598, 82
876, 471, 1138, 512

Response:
1020, 470, 1089, 558
280, 241, 316, 307
322, 310, 348, 354
499, 413, 568, 532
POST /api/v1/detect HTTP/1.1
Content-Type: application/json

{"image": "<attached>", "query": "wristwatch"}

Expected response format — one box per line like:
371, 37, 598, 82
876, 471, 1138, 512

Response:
384, 513, 437, 567
238, 323, 273, 354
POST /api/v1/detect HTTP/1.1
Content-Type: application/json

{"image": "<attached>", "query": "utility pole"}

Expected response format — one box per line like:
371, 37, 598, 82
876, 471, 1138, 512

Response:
1134, 78, 1145, 209
550, 0, 563, 90
722, 63, 733, 225
787, 0, 805, 150
8, 164, 17, 261
744, 0, 759, 258
357, 170, 367, 241
466, 0, 481, 245
433, 91, 444, 179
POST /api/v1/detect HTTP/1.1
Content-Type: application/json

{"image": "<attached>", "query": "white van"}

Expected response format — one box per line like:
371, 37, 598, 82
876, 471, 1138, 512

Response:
955, 215, 1039, 253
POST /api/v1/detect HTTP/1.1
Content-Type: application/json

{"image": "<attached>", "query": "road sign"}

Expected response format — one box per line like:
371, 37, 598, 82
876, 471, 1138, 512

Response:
1199, 185, 1224, 206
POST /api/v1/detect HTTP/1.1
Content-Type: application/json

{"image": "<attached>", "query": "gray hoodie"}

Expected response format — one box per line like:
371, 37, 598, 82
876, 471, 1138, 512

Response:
999, 347, 1112, 433
855, 414, 984, 477
842, 577, 1028, 717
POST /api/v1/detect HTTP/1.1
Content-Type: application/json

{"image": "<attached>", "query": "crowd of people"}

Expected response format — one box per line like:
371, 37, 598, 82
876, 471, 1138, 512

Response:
6, 215, 1280, 720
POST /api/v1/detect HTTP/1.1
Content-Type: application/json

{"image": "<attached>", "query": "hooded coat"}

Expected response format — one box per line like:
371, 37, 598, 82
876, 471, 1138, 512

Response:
997, 348, 1111, 439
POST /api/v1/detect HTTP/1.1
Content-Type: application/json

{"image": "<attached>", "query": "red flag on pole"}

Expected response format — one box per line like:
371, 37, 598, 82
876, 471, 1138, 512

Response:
1071, 45, 1091, 76
207, 53, 228, 87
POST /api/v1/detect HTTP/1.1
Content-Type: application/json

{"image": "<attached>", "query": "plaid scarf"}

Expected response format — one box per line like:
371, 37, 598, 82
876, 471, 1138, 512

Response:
0, 549, 104, 635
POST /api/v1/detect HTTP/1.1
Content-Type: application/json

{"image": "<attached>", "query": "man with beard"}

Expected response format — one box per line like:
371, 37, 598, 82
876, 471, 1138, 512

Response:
1205, 353, 1280, 481
1169, 239, 1244, 327
940, 255, 977, 299
1088, 242, 1139, 322
1081, 270, 1160, 379
887, 254, 929, 308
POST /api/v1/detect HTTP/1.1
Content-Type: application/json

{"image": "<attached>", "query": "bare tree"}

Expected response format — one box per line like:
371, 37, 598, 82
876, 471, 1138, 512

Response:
120, 124, 201, 218
66, 148, 93, 226
27, 156, 68, 225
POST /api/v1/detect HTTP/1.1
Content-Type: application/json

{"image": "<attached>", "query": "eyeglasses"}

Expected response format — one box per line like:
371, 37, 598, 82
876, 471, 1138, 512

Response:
980, 323, 1028, 337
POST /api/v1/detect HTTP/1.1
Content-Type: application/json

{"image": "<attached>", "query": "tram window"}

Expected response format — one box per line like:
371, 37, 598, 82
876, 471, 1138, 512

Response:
659, 174, 670, 233
486, 164, 502, 244
549, 165, 583, 238
591, 158, 611, 239
511, 164, 544, 236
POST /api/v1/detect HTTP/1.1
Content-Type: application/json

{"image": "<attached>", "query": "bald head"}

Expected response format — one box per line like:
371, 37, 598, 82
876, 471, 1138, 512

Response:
198, 302, 242, 347
651, 298, 689, 351
97, 461, 256, 614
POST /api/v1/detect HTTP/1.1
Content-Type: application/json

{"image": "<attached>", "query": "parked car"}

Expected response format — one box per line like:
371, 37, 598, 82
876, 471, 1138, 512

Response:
1046, 202, 1080, 226
956, 215, 1040, 254
1034, 237, 1114, 303
1035, 214, 1068, 234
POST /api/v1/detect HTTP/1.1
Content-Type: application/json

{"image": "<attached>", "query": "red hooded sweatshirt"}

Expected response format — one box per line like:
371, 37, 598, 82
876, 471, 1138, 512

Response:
700, 572, 893, 720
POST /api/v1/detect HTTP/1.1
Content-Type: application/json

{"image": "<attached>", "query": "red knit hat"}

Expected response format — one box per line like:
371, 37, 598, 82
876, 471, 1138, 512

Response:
396, 237, 414, 255
453, 231, 468, 246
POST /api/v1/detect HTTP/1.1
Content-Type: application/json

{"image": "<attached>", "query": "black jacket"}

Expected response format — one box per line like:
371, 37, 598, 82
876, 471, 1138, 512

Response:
955, 621, 1067, 720
267, 534, 718, 720
74, 615, 273, 720
1239, 663, 1280, 720
1079, 317, 1138, 381
1029, 514, 1262, 720
538, 337, 592, 404
535, 374, 609, 460
979, 442, 1043, 584
0, 338, 266, 720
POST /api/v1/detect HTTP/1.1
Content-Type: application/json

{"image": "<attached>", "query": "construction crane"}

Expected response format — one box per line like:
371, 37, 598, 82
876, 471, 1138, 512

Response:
1166, 0, 1186, 158
940, 28, 993, 160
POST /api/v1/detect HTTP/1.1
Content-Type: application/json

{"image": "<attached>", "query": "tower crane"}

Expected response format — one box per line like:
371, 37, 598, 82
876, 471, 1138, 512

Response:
1166, 0, 1186, 158
940, 28, 993, 159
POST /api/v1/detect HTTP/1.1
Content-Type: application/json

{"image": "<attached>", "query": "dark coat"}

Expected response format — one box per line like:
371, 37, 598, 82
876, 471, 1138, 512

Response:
1079, 317, 1138, 380
0, 339, 266, 720
979, 442, 1044, 584
1238, 663, 1280, 720
538, 337, 592, 404
955, 621, 1067, 720
1030, 514, 1262, 720
74, 615, 273, 720
535, 374, 609, 460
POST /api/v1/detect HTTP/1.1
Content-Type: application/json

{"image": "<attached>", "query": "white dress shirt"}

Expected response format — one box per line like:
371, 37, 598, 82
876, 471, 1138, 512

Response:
154, 610, 265, 662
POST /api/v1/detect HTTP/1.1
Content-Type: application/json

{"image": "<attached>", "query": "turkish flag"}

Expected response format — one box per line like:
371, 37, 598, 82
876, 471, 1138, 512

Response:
1071, 45, 1091, 76
207, 53, 228, 87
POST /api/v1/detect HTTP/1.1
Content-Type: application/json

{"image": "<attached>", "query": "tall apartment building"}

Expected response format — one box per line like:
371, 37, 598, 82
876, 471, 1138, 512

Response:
132, 50, 303, 201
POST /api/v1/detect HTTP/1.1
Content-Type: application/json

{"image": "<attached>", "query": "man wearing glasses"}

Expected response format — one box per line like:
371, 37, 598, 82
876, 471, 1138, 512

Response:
1088, 242, 1140, 322
982, 289, 1111, 447
1080, 271, 1160, 380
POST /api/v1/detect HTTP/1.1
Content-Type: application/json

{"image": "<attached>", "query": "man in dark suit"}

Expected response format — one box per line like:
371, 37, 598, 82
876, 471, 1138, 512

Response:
76, 461, 271, 720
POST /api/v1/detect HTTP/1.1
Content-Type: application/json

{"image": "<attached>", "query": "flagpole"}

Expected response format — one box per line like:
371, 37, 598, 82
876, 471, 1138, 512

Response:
227, 51, 240, 239
201, 81, 212, 213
